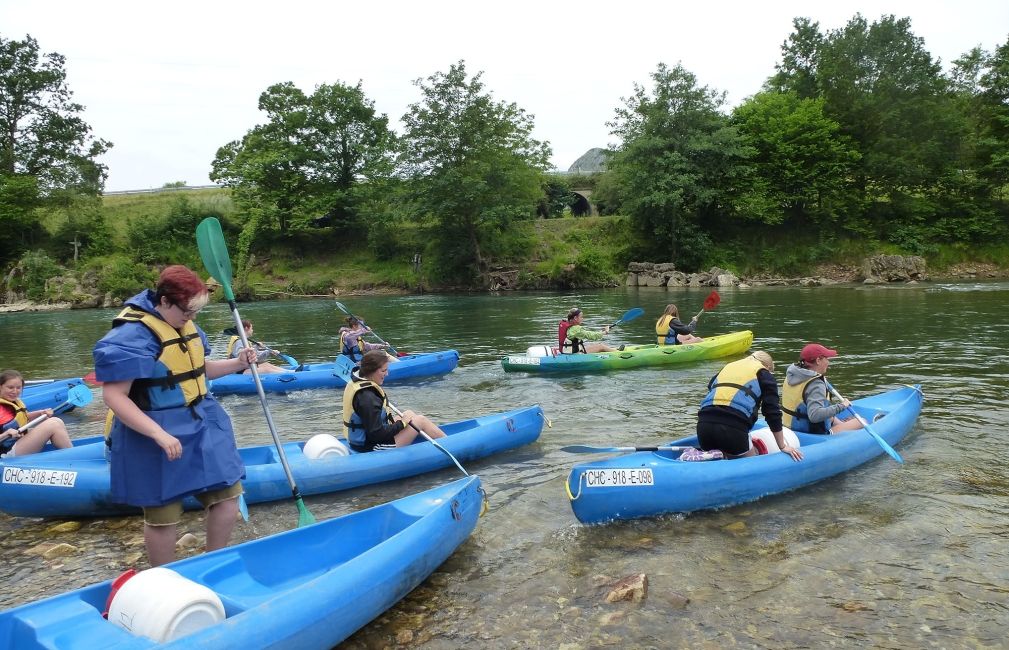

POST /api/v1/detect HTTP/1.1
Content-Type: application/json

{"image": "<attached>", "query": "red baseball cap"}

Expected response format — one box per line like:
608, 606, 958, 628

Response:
800, 343, 838, 363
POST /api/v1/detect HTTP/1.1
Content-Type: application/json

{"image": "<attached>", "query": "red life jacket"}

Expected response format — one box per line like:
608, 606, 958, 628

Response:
557, 320, 585, 354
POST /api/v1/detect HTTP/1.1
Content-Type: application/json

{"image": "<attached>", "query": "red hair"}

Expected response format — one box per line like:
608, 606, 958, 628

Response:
155, 265, 209, 309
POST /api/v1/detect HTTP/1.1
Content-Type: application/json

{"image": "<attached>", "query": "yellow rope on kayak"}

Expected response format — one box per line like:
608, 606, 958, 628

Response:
478, 486, 489, 517
539, 411, 553, 428
564, 471, 584, 501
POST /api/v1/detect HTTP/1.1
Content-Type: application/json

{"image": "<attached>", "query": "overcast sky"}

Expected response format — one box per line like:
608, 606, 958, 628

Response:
2, 0, 1007, 191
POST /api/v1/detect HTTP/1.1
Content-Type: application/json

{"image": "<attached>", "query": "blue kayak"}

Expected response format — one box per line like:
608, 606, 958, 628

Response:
0, 405, 543, 517
566, 385, 923, 524
0, 476, 483, 649
20, 377, 89, 415
208, 350, 460, 395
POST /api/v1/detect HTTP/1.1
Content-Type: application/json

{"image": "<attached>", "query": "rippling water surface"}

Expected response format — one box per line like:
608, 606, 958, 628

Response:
2, 284, 1008, 647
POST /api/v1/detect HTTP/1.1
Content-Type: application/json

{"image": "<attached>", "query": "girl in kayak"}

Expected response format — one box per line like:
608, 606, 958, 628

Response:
226, 320, 288, 374
93, 265, 256, 566
339, 316, 396, 362
781, 343, 862, 434
342, 350, 445, 452
559, 307, 616, 353
696, 351, 803, 461
655, 304, 702, 345
0, 369, 73, 458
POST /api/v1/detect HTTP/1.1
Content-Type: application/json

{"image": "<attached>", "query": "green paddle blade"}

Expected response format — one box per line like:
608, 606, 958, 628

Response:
196, 217, 236, 302
297, 499, 316, 526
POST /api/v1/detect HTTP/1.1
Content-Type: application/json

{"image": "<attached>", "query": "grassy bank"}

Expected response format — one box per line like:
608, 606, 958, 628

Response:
17, 187, 1009, 307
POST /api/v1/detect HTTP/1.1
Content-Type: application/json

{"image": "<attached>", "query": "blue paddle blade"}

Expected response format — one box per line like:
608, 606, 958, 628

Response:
67, 384, 94, 408
612, 307, 645, 327
238, 494, 249, 522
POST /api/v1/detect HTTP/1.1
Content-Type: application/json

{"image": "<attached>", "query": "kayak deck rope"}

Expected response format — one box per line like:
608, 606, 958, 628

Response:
478, 486, 490, 517
564, 471, 585, 501
539, 411, 553, 428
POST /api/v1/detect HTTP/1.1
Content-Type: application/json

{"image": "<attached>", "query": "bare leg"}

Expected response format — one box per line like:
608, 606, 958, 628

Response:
830, 416, 865, 433
12, 418, 72, 455
144, 523, 177, 567
394, 410, 446, 445
586, 342, 616, 353
205, 497, 239, 552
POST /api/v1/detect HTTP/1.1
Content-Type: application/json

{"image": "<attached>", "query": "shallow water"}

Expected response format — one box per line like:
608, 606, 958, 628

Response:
2, 284, 1008, 647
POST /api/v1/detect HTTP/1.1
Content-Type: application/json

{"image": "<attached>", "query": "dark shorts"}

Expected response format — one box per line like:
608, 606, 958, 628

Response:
696, 420, 750, 456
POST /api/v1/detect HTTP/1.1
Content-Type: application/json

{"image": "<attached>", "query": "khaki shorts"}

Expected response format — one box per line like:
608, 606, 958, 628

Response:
143, 482, 244, 526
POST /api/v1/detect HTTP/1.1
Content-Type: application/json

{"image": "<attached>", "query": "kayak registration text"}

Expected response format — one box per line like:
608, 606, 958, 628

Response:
583, 468, 654, 487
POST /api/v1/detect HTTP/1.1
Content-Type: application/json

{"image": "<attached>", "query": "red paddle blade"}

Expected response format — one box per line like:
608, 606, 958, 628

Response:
84, 371, 103, 386
703, 290, 721, 311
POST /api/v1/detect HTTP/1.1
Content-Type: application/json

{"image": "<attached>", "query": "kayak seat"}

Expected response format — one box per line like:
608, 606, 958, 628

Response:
8, 597, 137, 649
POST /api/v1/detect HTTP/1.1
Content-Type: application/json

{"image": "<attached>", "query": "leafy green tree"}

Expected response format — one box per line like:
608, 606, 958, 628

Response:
0, 35, 110, 194
211, 80, 396, 274
605, 62, 753, 268
399, 61, 551, 282
732, 91, 861, 226
976, 37, 1009, 197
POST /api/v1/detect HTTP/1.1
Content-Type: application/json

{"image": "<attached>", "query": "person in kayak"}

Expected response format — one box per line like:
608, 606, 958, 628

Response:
339, 316, 396, 363
93, 265, 256, 566
0, 369, 73, 458
781, 343, 862, 434
342, 350, 445, 452
559, 307, 616, 353
655, 304, 702, 345
226, 319, 287, 374
696, 351, 803, 461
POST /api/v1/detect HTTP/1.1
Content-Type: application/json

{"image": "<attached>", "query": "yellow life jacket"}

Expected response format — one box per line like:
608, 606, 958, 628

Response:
340, 330, 367, 361
655, 315, 674, 345
699, 356, 765, 419
781, 375, 826, 433
341, 378, 392, 447
113, 307, 208, 410
0, 397, 29, 428
225, 335, 241, 358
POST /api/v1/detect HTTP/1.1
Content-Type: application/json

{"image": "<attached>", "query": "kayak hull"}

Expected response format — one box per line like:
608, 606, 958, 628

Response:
566, 385, 923, 523
0, 476, 483, 649
0, 406, 542, 518
209, 350, 460, 395
501, 331, 753, 373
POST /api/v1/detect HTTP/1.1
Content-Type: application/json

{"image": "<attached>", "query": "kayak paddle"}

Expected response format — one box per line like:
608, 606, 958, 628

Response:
561, 444, 693, 454
609, 307, 645, 329
826, 381, 903, 464
693, 290, 721, 320
196, 216, 316, 527
334, 301, 398, 355
222, 327, 298, 368
14, 384, 93, 433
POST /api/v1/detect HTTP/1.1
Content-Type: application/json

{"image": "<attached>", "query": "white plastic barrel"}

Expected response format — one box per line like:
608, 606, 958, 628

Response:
525, 345, 553, 357
303, 434, 350, 459
749, 426, 800, 455
107, 567, 225, 642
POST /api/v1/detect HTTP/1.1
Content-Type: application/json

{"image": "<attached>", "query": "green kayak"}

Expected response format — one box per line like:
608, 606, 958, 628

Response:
501, 330, 754, 373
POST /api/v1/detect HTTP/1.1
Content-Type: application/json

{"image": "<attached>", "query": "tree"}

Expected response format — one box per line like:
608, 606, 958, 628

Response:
211, 80, 396, 236
0, 35, 110, 195
605, 62, 753, 268
399, 61, 551, 282
732, 91, 861, 226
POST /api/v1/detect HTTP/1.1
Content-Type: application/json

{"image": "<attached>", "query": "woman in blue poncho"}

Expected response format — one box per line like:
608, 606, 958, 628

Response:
93, 265, 256, 566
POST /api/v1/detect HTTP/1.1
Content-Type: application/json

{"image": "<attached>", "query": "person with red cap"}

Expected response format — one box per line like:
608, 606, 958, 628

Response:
781, 343, 862, 434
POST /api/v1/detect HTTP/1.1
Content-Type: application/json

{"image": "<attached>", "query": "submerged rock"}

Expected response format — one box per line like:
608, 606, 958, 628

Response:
605, 573, 648, 603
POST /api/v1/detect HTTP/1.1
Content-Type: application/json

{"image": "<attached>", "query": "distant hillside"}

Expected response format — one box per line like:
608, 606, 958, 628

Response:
567, 148, 607, 173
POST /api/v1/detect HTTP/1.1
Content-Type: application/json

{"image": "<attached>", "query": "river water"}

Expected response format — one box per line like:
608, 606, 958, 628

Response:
1, 284, 1008, 648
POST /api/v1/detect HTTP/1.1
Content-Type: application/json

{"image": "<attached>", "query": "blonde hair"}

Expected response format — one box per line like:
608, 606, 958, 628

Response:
662, 304, 679, 318
751, 351, 774, 372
